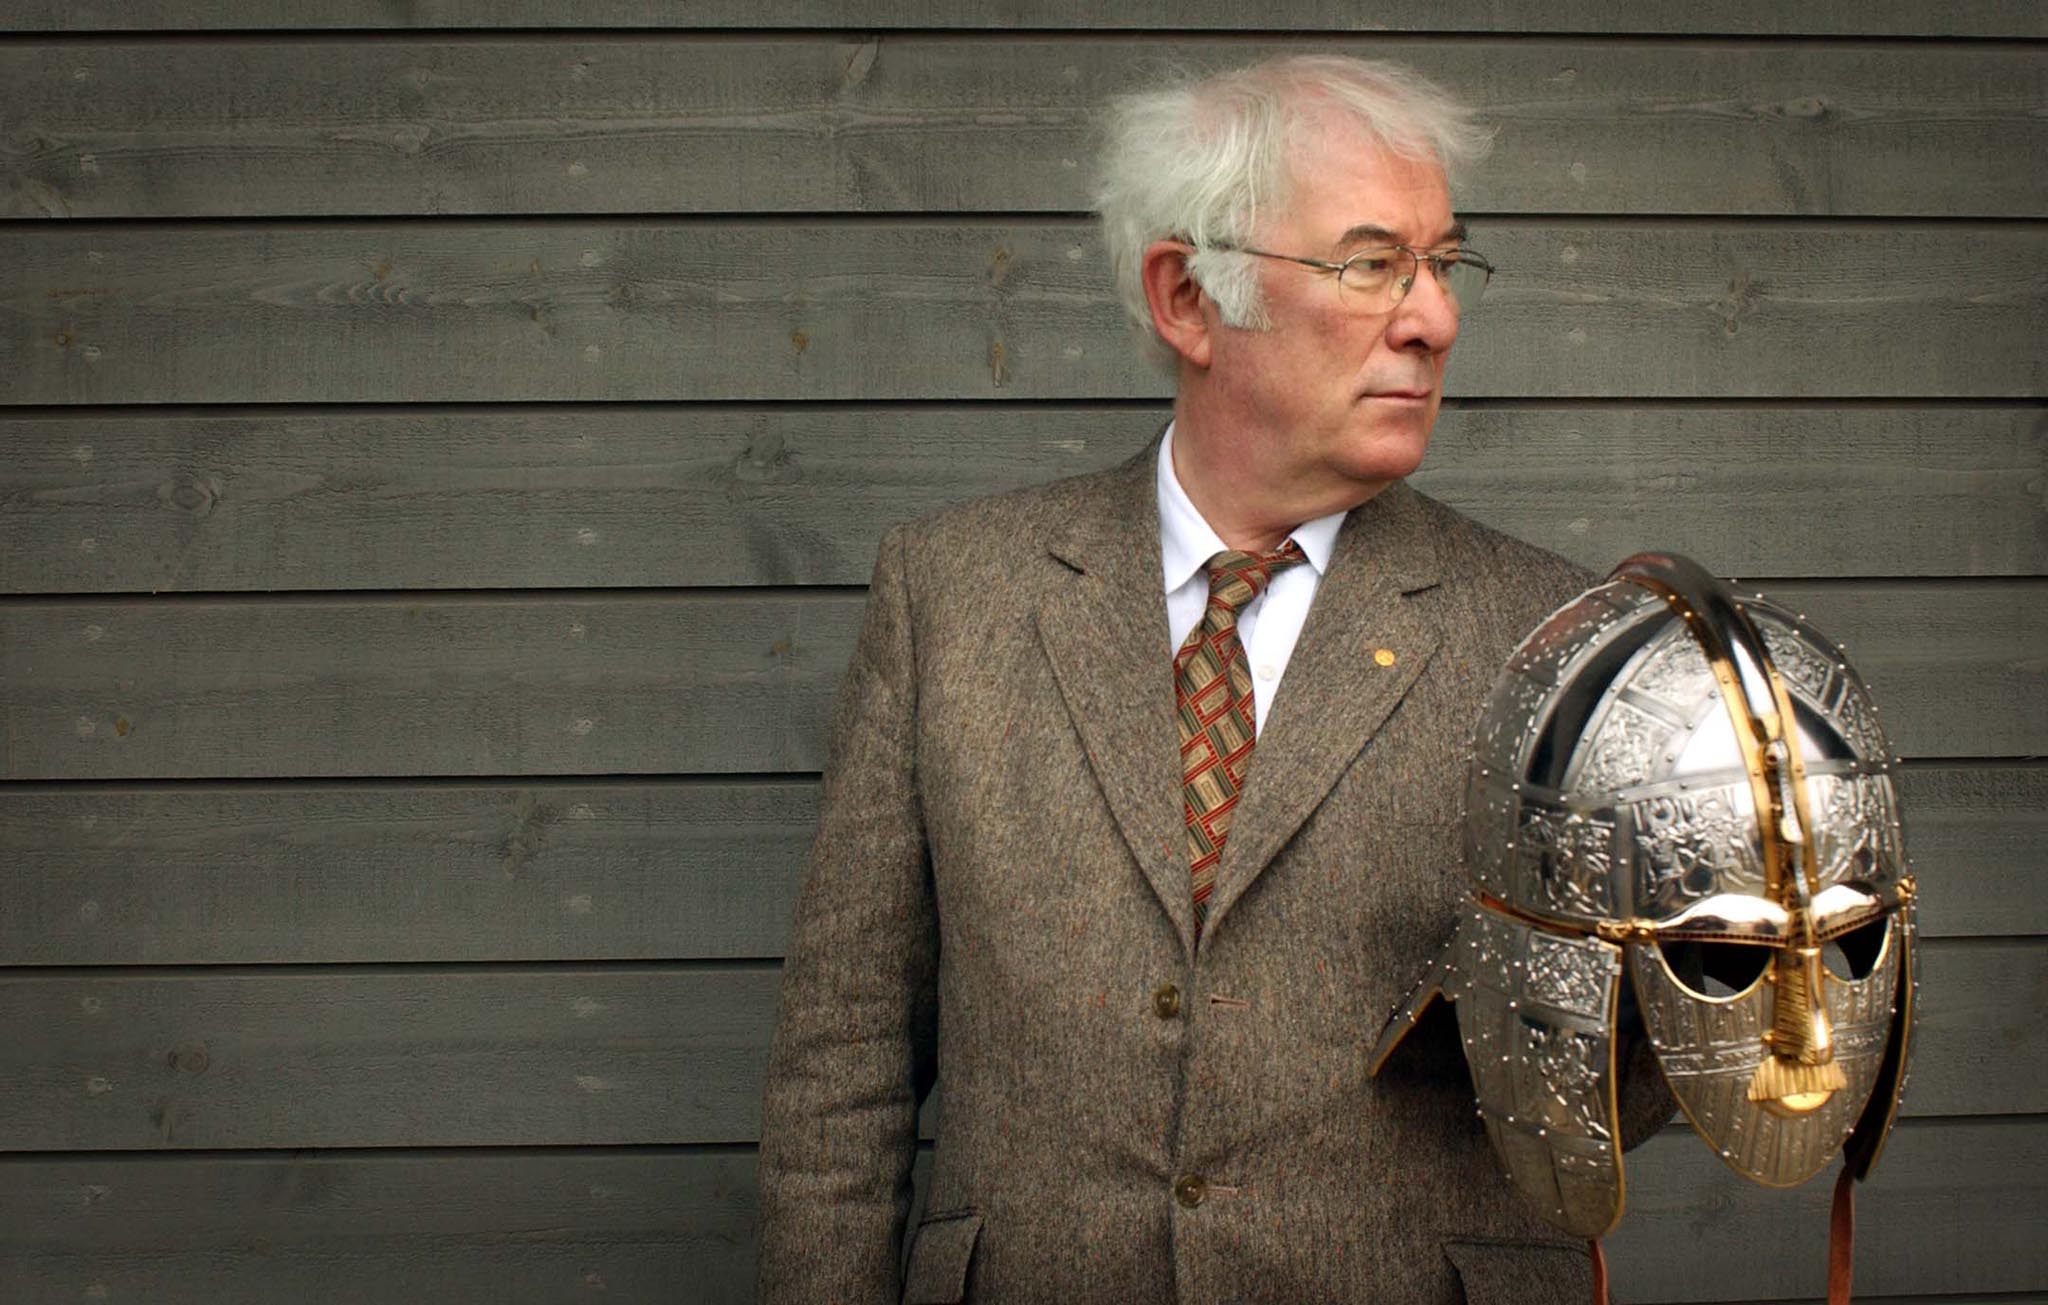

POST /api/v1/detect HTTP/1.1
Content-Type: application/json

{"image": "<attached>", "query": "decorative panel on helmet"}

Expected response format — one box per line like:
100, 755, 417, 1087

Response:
1512, 799, 1618, 924
1454, 908, 1624, 1238
1570, 697, 1678, 796
1626, 781, 1767, 924
1504, 583, 1658, 687
1624, 624, 1716, 712
1750, 608, 1895, 767
1808, 770, 1907, 892
1471, 670, 1553, 777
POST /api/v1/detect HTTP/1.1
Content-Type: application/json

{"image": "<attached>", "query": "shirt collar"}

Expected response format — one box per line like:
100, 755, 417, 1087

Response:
1157, 421, 1347, 594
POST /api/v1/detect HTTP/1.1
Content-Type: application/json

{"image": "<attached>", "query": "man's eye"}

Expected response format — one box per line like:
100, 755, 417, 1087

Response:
1350, 256, 1396, 273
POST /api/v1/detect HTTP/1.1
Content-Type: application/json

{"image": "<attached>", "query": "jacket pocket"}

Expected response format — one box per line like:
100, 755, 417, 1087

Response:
1443, 1237, 1593, 1305
902, 1209, 984, 1304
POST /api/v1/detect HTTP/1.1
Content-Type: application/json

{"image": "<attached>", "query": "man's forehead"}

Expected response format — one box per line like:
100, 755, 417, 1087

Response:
1276, 122, 1458, 248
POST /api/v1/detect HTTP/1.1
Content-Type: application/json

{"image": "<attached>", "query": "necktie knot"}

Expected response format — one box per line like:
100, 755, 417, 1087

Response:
1205, 540, 1308, 615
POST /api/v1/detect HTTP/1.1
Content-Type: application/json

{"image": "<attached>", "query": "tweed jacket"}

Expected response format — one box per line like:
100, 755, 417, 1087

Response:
757, 441, 1667, 1304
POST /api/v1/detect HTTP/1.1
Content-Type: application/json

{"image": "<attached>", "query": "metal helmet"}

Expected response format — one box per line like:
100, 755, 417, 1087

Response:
1373, 553, 1916, 1242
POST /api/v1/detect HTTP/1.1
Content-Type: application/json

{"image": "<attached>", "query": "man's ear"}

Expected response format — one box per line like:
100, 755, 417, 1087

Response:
1140, 240, 1213, 370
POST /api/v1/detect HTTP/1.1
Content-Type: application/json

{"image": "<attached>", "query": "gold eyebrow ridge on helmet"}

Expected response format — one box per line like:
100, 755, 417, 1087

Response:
1472, 876, 1913, 948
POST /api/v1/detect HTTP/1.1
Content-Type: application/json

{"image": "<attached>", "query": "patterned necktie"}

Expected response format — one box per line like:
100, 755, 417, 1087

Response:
1176, 542, 1307, 936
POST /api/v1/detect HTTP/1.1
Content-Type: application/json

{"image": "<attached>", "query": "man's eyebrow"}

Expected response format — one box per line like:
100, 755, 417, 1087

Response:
1333, 220, 1469, 250
1333, 223, 1398, 250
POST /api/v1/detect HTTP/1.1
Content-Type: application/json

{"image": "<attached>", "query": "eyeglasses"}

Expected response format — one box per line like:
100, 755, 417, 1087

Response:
1209, 242, 1495, 311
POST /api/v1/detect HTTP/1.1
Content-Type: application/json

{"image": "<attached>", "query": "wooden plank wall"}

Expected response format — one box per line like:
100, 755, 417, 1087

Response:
1, 5, 2042, 1302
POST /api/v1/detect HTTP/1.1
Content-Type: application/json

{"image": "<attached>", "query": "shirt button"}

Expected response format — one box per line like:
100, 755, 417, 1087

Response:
1256, 663, 1276, 681
1174, 1173, 1207, 1209
1152, 983, 1181, 1019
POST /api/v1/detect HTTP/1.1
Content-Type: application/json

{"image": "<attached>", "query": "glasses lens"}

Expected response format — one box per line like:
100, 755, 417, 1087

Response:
1337, 248, 1409, 307
1441, 255, 1490, 308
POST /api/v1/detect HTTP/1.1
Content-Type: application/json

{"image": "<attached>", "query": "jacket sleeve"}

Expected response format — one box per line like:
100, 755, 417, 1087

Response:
756, 524, 939, 1303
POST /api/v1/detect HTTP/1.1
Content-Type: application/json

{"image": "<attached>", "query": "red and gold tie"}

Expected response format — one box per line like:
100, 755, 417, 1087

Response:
1176, 543, 1306, 935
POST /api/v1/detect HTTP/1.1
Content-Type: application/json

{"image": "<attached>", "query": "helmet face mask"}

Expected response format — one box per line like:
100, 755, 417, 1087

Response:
1630, 902, 1906, 1186
1418, 555, 1917, 1238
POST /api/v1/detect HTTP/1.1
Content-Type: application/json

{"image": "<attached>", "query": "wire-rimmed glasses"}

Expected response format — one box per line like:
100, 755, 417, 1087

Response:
1210, 242, 1495, 311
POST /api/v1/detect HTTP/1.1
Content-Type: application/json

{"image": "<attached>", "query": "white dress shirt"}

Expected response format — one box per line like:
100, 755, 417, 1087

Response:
1158, 423, 1348, 733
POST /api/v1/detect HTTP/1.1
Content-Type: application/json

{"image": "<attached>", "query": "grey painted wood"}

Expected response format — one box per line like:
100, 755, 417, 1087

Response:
1906, 765, 2048, 939
0, 584, 2036, 781
0, 781, 817, 965
0, 1146, 763, 1305
0, 940, 2031, 1151
0, 405, 1130, 594
6, 39, 2040, 219
7, 221, 2042, 403
3, 0, 2039, 36
0, 593, 865, 780
0, 967, 782, 1150
4, 404, 2040, 594
0, 1118, 2038, 1303
0, 764, 2031, 967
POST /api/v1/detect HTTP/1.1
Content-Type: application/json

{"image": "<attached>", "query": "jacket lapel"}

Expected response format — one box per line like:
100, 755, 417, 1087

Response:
1202, 482, 1444, 944
1035, 442, 1197, 958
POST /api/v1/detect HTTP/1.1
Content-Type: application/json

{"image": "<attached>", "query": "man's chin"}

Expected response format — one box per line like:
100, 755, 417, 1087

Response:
1339, 426, 1434, 485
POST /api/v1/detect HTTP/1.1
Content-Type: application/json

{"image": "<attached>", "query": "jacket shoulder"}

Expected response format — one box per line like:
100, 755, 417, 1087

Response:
1407, 488, 1599, 638
878, 453, 1145, 586
909, 460, 1129, 545
1415, 489, 1595, 589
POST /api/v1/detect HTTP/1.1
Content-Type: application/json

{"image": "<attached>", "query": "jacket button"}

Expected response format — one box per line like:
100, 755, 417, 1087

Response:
1152, 983, 1181, 1018
1174, 1173, 1206, 1208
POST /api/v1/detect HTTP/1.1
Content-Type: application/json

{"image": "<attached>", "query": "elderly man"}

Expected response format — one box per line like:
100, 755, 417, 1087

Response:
758, 54, 1666, 1304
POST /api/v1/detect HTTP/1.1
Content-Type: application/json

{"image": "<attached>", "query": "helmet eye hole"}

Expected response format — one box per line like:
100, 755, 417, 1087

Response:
1822, 917, 1889, 981
1658, 939, 1771, 999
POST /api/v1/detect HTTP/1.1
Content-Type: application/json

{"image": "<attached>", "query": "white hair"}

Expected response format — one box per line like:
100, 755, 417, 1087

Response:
1094, 54, 1494, 372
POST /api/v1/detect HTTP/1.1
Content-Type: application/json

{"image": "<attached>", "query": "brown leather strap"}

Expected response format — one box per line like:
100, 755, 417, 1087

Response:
1589, 1237, 1609, 1305
1828, 1166, 1856, 1305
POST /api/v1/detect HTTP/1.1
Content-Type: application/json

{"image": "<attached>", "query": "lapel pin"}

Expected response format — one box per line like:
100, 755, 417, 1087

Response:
1373, 648, 1396, 667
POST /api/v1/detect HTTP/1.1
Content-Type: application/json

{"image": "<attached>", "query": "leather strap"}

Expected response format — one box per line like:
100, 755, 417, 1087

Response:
1829, 1166, 1856, 1304
1589, 1238, 1609, 1305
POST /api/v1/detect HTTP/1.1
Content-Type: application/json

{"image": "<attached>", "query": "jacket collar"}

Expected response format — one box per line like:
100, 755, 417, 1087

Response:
1037, 437, 1444, 957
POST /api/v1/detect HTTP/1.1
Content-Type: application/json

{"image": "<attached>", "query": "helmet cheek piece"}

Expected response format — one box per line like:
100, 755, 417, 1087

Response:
1446, 907, 1628, 1237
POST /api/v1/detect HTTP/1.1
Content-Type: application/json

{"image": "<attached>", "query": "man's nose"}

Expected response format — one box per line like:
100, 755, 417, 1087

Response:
1386, 265, 1461, 352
